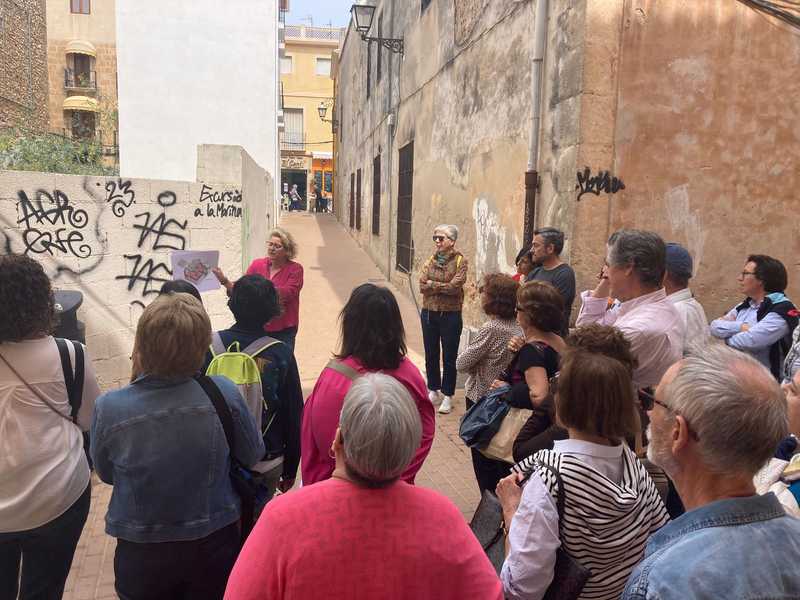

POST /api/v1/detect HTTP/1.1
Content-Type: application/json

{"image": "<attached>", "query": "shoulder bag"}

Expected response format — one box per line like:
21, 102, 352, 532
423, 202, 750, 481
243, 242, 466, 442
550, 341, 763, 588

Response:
195, 374, 271, 546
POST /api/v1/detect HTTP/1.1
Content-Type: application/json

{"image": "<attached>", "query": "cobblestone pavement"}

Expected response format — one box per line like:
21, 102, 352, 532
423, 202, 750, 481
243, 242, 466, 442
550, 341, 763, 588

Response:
63, 213, 480, 599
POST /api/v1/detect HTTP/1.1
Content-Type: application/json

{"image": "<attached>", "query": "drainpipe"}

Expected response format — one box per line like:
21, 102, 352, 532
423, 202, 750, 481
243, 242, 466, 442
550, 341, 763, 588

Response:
524, 0, 549, 247
385, 0, 397, 279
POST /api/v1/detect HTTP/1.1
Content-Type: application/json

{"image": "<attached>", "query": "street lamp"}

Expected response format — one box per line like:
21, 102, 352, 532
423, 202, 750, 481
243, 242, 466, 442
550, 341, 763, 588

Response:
318, 100, 338, 128
350, 4, 404, 55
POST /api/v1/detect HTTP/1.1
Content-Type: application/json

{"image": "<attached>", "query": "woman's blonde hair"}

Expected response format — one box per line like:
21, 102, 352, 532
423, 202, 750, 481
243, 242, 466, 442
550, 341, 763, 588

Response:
131, 293, 211, 379
269, 227, 298, 260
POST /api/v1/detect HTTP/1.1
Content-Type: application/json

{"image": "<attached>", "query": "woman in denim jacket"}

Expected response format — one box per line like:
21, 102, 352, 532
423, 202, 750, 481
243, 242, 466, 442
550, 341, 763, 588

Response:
91, 293, 264, 600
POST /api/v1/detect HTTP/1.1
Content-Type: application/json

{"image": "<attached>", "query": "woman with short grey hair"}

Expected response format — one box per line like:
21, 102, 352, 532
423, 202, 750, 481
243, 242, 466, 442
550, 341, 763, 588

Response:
419, 224, 469, 414
226, 373, 503, 600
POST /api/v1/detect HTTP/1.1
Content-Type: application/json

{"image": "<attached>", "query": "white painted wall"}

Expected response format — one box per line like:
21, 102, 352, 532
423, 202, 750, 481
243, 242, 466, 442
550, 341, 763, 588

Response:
116, 0, 280, 198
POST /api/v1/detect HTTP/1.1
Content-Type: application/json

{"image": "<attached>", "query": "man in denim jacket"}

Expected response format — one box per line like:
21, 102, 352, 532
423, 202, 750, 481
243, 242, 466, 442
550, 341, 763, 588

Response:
623, 345, 800, 600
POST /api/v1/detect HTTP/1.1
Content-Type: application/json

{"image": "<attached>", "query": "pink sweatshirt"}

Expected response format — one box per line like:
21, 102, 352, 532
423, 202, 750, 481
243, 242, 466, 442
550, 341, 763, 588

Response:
301, 356, 435, 485
246, 257, 303, 333
224, 479, 503, 600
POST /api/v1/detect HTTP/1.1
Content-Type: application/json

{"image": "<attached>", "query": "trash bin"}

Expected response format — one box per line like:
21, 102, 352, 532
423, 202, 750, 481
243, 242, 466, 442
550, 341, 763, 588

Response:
53, 290, 85, 344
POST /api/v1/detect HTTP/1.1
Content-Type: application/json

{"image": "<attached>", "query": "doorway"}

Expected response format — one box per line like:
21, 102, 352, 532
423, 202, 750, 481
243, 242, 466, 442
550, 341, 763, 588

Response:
281, 169, 307, 210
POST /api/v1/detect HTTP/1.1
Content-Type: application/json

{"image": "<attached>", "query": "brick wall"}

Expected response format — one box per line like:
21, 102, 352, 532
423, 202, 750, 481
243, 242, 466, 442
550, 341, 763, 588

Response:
0, 0, 49, 131
0, 145, 267, 389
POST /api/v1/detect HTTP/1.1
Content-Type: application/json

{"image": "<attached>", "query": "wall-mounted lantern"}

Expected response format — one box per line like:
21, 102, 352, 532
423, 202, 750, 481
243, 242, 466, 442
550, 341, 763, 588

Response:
350, 4, 404, 55
317, 100, 338, 129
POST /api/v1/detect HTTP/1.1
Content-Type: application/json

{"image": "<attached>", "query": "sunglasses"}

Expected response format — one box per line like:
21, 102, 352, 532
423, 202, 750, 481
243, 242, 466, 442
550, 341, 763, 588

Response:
433, 235, 446, 242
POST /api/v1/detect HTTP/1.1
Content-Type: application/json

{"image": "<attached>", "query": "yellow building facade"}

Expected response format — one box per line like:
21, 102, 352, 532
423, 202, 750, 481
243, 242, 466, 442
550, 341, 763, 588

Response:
46, 0, 118, 159
280, 25, 342, 209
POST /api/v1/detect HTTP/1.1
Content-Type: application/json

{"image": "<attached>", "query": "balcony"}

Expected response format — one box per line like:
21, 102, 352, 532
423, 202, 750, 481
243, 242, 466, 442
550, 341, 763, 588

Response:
64, 68, 97, 91
280, 131, 305, 153
284, 25, 344, 42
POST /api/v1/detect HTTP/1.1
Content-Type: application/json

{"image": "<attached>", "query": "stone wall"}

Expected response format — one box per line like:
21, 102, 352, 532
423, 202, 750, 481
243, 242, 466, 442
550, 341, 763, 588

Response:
334, 0, 537, 324
566, 0, 800, 318
0, 0, 49, 131
0, 145, 267, 389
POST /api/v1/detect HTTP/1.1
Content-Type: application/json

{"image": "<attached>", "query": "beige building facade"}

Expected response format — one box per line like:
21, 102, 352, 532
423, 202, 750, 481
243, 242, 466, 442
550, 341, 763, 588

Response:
46, 0, 118, 156
0, 0, 49, 131
280, 23, 343, 207
333, 0, 800, 325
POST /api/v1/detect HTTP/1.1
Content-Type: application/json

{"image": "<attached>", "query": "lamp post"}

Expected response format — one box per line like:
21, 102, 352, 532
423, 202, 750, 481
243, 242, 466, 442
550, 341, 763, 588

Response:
350, 4, 404, 55
317, 100, 338, 128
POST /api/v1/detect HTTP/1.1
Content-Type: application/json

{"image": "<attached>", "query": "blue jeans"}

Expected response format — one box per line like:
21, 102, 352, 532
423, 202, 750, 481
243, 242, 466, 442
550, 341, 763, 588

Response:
0, 483, 90, 600
421, 309, 463, 397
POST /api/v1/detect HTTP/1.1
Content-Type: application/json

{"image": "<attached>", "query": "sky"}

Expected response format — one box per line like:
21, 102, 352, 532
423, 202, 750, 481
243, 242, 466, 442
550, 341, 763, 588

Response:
286, 0, 353, 28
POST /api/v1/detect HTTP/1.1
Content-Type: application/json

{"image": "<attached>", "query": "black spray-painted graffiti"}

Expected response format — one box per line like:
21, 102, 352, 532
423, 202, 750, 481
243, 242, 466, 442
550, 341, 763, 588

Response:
115, 253, 173, 299
15, 189, 92, 258
576, 167, 625, 201
132, 193, 188, 252
195, 184, 243, 218
105, 180, 136, 217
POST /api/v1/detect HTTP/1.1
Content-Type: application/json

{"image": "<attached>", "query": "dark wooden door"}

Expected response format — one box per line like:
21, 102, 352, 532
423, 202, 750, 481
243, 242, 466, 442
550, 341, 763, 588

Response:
396, 142, 414, 272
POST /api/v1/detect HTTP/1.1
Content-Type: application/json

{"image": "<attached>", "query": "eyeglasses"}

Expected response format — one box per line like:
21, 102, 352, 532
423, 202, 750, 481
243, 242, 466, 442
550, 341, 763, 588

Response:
639, 388, 700, 441
432, 235, 446, 242
638, 388, 669, 412
739, 271, 756, 278
267, 242, 284, 249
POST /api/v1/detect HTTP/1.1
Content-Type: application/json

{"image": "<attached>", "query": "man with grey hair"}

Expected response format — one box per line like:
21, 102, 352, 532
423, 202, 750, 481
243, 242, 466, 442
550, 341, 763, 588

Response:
576, 229, 683, 389
623, 345, 800, 600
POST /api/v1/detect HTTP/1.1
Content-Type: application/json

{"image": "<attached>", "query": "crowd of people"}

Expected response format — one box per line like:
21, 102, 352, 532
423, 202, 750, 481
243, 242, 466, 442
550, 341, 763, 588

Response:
1, 220, 799, 600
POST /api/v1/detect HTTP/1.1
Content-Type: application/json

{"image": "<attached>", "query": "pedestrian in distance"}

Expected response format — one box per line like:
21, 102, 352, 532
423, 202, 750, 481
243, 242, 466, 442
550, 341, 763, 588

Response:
91, 293, 264, 600
301, 283, 434, 486
623, 345, 800, 600
214, 227, 304, 351
419, 224, 468, 414
710, 254, 798, 380
226, 373, 503, 600
0, 254, 101, 600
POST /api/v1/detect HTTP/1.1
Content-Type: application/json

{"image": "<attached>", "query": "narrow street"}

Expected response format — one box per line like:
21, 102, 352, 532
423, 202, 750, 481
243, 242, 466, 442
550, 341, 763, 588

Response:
62, 212, 480, 600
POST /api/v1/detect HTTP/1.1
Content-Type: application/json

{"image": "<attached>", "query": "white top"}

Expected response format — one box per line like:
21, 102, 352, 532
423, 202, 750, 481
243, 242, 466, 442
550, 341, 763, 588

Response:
666, 288, 709, 355
576, 288, 683, 388
0, 337, 101, 532
502, 440, 669, 600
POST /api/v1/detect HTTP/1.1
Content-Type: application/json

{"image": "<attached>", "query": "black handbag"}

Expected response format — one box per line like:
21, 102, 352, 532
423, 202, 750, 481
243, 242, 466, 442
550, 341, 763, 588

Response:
459, 385, 512, 448
537, 460, 592, 600
469, 490, 505, 575
195, 374, 270, 545
469, 460, 591, 599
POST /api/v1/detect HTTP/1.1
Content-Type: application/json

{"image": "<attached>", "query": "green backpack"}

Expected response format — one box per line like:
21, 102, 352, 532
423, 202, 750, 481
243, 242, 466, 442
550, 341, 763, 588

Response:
206, 333, 282, 435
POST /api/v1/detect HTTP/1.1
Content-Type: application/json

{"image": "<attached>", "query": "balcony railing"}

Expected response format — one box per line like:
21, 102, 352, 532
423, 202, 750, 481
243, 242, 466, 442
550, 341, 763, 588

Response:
279, 81, 285, 111
64, 68, 97, 90
280, 131, 305, 152
284, 25, 344, 42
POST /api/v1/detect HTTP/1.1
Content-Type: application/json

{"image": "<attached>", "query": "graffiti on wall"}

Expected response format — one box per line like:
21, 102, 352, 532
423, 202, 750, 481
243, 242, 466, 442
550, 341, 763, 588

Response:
576, 167, 625, 201
1, 177, 242, 307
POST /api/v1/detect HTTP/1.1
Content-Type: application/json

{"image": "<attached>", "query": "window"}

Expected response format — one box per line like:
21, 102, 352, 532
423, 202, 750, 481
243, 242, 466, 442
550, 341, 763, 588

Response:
71, 0, 90, 14
372, 155, 381, 235
376, 15, 383, 83
283, 108, 303, 151
356, 169, 362, 231
315, 58, 331, 77
366, 42, 371, 99
71, 111, 95, 140
349, 173, 355, 229
397, 142, 414, 272
421, 0, 432, 13
280, 56, 293, 74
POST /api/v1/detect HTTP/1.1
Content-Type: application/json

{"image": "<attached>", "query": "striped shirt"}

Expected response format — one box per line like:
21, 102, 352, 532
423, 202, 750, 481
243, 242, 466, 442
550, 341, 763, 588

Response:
504, 441, 669, 600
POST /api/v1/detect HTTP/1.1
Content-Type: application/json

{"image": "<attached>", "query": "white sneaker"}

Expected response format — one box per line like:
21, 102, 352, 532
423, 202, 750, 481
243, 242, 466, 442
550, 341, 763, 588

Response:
438, 396, 453, 414
428, 390, 442, 404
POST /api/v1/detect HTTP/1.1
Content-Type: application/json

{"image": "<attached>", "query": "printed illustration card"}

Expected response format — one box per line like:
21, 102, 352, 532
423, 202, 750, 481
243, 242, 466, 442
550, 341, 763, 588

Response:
170, 250, 220, 292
